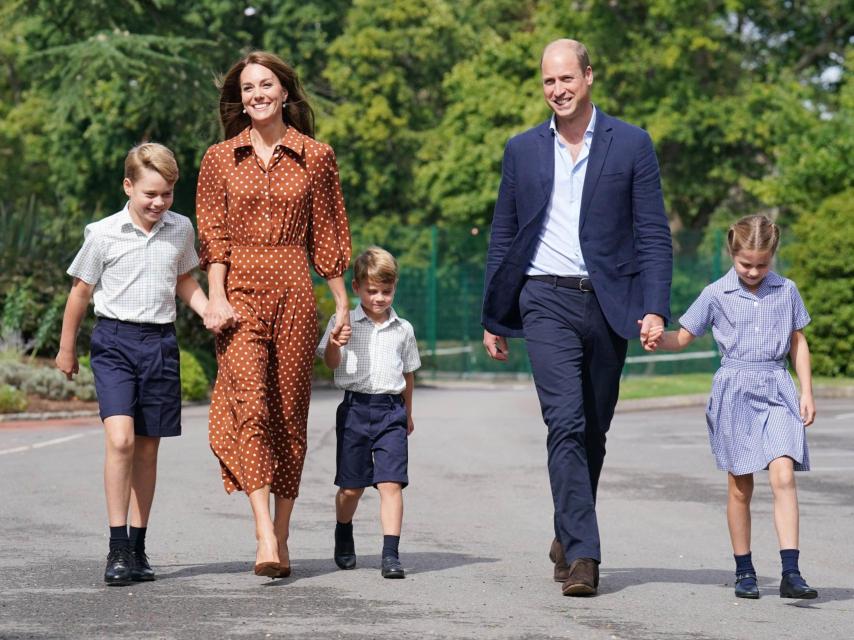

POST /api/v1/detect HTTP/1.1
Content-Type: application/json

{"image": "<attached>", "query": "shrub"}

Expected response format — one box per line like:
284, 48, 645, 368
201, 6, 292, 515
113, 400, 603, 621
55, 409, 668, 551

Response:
0, 359, 96, 401
180, 349, 209, 401
0, 384, 28, 413
783, 189, 854, 377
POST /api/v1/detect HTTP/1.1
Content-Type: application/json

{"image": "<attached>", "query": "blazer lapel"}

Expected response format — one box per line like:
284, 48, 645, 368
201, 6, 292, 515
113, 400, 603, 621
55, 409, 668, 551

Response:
535, 122, 554, 216
579, 114, 613, 232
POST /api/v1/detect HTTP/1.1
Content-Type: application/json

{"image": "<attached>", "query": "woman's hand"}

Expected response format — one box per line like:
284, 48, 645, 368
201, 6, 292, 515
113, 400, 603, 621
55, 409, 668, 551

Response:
204, 295, 239, 334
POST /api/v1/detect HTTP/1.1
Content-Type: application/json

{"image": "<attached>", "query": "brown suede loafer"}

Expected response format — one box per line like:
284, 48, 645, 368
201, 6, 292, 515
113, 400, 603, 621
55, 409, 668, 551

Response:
561, 558, 599, 596
549, 538, 570, 583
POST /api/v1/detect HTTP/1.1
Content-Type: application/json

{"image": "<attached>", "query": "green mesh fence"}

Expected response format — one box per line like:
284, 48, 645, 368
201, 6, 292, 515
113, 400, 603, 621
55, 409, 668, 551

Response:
318, 226, 740, 378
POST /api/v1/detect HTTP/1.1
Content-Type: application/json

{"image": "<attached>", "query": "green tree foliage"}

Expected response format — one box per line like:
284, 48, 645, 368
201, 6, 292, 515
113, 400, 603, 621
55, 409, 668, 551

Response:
784, 190, 854, 376
0, 1, 851, 376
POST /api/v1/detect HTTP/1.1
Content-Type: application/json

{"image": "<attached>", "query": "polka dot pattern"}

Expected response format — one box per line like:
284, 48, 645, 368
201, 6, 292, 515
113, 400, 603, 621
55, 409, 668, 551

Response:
197, 125, 352, 498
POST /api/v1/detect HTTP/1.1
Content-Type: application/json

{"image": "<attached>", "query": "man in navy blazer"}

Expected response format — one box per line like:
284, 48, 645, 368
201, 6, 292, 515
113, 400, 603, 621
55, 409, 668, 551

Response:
482, 39, 672, 596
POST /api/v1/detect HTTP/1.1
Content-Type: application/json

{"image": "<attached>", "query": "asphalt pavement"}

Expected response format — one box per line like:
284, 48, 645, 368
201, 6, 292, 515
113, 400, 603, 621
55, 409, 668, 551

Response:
1, 386, 852, 639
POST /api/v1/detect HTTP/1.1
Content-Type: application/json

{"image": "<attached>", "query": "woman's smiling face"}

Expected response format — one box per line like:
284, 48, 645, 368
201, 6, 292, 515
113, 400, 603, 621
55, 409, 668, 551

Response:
239, 63, 287, 126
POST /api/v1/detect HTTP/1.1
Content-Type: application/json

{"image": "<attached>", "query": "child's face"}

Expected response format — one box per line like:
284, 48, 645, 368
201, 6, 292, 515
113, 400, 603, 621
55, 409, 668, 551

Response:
123, 168, 174, 231
732, 248, 772, 291
353, 278, 396, 321
240, 63, 287, 126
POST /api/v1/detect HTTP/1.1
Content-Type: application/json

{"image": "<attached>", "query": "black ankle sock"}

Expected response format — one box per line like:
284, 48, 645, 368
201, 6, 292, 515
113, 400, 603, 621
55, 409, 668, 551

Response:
109, 525, 129, 550
780, 548, 800, 577
335, 521, 353, 542
382, 535, 400, 559
129, 526, 147, 552
734, 552, 755, 575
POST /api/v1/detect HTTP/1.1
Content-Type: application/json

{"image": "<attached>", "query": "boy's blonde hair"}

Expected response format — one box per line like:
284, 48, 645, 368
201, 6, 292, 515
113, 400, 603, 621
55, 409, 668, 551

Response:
726, 214, 780, 256
124, 143, 179, 184
353, 246, 399, 285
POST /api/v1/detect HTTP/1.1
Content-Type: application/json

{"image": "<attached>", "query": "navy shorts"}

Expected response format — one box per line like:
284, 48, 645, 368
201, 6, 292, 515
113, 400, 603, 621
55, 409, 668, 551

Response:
90, 318, 182, 438
335, 391, 408, 489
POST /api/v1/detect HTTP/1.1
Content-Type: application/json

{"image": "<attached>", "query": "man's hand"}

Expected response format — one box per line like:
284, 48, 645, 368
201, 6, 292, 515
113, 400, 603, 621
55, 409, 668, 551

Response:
638, 314, 664, 351
483, 329, 509, 362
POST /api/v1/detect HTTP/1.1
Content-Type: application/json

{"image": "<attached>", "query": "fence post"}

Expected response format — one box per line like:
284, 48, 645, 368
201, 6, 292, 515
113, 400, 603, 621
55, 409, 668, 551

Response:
427, 225, 438, 377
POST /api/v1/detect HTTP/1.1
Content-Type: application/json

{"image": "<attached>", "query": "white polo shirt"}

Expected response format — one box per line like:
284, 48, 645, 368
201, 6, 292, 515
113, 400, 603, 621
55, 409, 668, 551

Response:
317, 305, 421, 394
67, 204, 199, 324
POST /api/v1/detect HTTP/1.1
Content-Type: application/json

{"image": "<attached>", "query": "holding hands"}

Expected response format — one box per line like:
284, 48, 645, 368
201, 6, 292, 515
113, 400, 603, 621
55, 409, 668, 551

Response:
329, 307, 352, 347
204, 295, 240, 334
638, 314, 665, 352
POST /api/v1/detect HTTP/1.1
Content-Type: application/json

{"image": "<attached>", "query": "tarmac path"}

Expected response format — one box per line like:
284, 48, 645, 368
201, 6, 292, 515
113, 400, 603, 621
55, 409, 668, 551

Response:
1, 387, 852, 639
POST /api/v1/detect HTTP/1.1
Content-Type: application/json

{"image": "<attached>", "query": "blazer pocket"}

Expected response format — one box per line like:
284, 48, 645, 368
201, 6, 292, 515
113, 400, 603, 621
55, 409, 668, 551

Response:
615, 258, 640, 276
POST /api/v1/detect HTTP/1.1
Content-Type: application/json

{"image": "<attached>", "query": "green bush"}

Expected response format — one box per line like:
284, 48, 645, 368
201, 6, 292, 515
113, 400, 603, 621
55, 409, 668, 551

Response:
0, 384, 28, 413
180, 349, 209, 401
783, 189, 854, 377
0, 359, 96, 401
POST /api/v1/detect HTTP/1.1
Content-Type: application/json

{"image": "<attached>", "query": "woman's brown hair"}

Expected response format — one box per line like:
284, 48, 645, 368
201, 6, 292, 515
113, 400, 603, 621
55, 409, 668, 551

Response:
726, 214, 781, 256
219, 51, 315, 140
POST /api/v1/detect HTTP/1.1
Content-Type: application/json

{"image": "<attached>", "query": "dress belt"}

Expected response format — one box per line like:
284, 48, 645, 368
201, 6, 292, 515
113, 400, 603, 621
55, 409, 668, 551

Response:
720, 357, 786, 371
527, 274, 594, 292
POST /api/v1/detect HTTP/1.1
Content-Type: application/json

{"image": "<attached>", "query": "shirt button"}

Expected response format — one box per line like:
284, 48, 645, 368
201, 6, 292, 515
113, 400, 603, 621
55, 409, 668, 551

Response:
753, 301, 758, 307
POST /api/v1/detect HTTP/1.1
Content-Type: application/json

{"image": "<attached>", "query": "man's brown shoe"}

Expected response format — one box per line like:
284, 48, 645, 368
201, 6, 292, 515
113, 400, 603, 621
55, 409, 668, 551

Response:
549, 538, 570, 583
561, 558, 599, 597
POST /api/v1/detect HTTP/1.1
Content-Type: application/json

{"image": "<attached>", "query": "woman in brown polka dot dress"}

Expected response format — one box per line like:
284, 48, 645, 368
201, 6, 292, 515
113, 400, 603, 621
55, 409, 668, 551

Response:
197, 51, 352, 577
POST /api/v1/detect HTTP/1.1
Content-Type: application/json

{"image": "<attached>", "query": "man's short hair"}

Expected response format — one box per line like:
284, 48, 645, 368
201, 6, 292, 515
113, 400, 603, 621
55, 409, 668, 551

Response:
541, 39, 591, 72
124, 143, 179, 184
353, 246, 399, 285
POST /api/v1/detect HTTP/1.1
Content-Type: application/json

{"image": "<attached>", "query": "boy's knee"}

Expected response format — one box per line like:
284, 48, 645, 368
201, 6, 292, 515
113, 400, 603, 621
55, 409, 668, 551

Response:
338, 487, 364, 500
376, 482, 403, 495
106, 432, 134, 456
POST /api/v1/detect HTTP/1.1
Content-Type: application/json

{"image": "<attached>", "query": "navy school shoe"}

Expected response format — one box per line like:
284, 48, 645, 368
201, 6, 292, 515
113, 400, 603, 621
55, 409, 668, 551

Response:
780, 572, 818, 599
734, 572, 759, 599
104, 547, 134, 586
334, 532, 357, 570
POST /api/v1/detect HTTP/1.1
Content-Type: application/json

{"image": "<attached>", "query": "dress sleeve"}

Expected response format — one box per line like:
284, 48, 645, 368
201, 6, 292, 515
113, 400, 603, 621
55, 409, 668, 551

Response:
67, 225, 104, 285
196, 147, 230, 270
308, 145, 351, 279
790, 283, 811, 331
679, 286, 714, 337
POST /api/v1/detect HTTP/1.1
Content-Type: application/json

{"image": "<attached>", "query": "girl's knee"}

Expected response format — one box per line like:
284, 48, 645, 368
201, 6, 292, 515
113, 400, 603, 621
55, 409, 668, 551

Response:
728, 473, 754, 502
769, 460, 796, 492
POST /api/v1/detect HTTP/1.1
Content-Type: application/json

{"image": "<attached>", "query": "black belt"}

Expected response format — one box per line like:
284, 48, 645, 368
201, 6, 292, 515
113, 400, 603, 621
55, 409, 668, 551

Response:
528, 275, 594, 292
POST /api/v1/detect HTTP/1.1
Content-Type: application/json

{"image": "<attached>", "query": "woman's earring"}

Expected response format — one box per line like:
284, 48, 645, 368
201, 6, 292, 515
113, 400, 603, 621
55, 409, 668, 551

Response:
242, 108, 247, 114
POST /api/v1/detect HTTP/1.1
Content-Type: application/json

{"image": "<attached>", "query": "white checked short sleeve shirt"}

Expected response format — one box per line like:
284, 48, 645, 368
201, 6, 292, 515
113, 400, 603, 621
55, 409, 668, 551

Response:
317, 305, 421, 394
67, 204, 200, 324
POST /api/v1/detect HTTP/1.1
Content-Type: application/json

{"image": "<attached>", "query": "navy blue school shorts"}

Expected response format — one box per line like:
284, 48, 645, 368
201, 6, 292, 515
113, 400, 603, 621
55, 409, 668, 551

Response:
335, 390, 408, 489
90, 318, 182, 438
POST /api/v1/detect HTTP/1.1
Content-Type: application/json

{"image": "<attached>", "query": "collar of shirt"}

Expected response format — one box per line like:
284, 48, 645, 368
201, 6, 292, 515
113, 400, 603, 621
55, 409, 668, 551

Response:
230, 124, 305, 158
549, 105, 597, 147
117, 202, 176, 236
721, 267, 785, 296
353, 303, 400, 329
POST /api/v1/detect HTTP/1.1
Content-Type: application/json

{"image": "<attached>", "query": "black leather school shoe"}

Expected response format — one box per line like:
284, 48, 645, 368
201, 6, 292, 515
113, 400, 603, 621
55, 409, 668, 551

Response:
780, 572, 818, 599
381, 555, 405, 579
130, 548, 156, 581
104, 547, 134, 586
334, 532, 357, 570
734, 572, 759, 599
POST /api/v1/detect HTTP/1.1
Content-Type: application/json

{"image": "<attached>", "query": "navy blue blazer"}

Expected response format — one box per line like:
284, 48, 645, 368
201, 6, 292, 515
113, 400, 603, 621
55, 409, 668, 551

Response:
482, 111, 673, 339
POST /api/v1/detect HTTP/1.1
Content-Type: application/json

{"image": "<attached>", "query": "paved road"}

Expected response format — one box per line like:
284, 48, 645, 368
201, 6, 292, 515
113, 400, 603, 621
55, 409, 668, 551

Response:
1, 387, 852, 639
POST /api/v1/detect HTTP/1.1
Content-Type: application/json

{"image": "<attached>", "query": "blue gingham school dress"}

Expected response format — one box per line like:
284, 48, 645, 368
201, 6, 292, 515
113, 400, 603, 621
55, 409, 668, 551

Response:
680, 269, 811, 475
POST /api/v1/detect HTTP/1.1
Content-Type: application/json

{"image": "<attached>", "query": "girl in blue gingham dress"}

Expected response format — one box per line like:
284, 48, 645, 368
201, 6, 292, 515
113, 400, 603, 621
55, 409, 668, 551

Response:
647, 215, 818, 600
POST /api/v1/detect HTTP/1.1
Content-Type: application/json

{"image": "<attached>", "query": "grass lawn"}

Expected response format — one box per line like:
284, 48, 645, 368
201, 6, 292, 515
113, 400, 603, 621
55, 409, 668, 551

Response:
618, 373, 854, 400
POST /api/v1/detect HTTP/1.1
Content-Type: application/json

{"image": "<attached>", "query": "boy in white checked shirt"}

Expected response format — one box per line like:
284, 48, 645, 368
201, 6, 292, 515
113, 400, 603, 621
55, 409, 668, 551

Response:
55, 143, 209, 586
317, 246, 421, 579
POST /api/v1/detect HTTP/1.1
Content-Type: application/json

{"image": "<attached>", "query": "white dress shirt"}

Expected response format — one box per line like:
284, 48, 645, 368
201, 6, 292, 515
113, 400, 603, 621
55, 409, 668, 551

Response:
317, 305, 421, 394
67, 204, 199, 324
527, 107, 597, 277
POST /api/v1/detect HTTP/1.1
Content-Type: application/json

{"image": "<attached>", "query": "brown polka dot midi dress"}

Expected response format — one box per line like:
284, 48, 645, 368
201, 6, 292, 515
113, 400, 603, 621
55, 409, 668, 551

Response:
197, 125, 351, 498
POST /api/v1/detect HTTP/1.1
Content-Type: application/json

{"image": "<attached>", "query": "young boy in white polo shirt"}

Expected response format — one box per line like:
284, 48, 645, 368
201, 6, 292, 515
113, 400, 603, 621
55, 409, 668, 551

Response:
317, 246, 421, 579
55, 143, 209, 586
